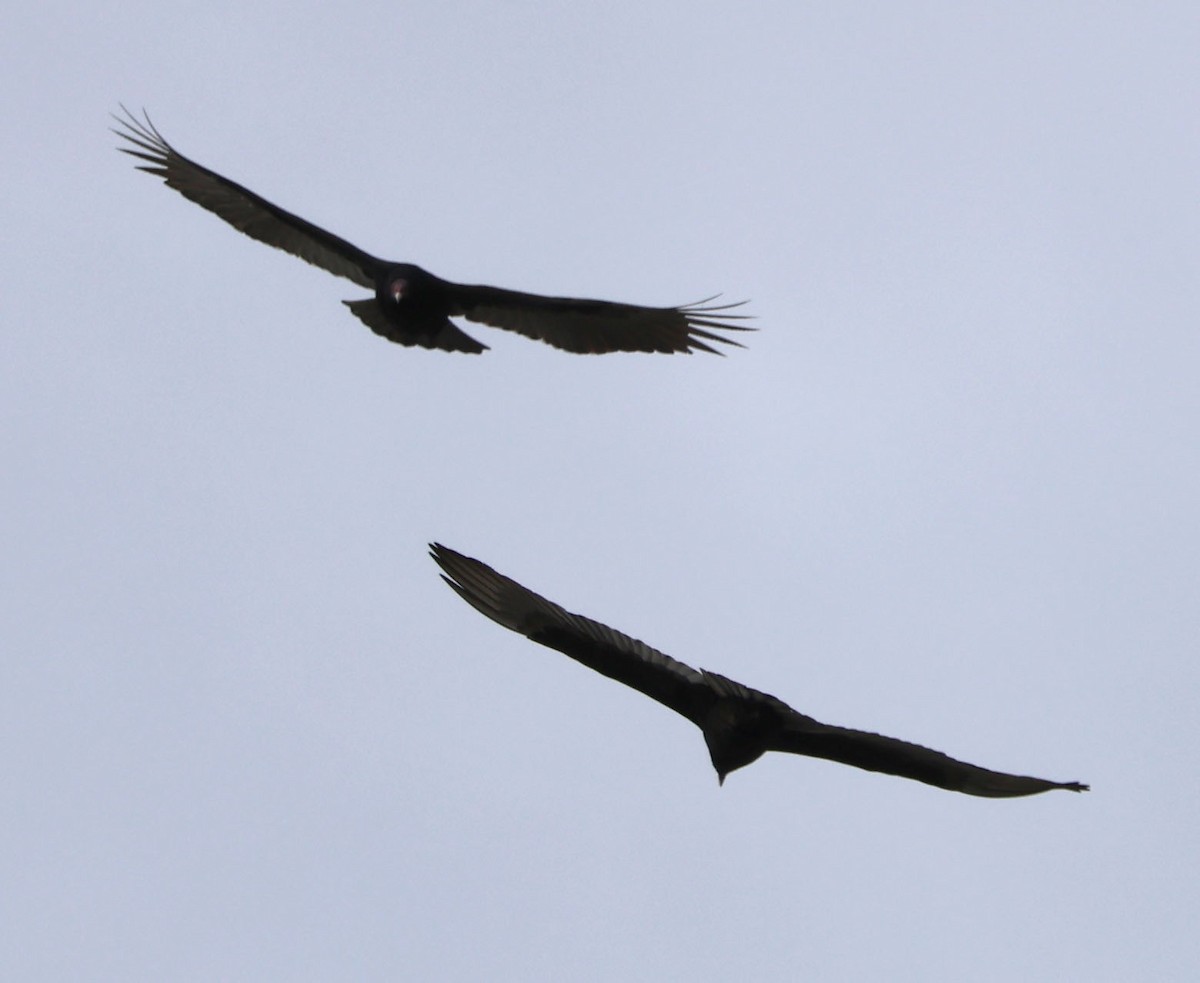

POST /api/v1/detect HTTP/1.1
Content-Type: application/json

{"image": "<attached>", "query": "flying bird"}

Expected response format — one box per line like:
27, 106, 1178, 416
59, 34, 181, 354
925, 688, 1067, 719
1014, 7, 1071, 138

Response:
431, 544, 1088, 797
113, 107, 751, 355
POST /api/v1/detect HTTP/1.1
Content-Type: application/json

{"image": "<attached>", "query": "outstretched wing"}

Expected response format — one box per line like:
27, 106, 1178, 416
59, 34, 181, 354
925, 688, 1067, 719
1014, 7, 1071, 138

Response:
773, 715, 1089, 798
114, 106, 381, 289
430, 544, 712, 723
447, 285, 753, 355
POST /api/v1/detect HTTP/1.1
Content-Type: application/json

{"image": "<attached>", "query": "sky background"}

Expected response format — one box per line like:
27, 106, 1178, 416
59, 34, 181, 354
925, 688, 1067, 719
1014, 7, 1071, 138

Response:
3, 2, 1198, 980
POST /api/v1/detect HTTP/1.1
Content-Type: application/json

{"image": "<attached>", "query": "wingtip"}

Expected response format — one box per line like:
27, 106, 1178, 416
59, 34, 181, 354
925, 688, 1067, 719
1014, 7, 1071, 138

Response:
430, 542, 473, 572
682, 297, 755, 355
111, 104, 162, 142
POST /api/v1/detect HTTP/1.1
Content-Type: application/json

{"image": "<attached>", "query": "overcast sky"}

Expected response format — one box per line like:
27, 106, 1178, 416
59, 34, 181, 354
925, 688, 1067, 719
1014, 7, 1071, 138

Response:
4, 2, 1198, 980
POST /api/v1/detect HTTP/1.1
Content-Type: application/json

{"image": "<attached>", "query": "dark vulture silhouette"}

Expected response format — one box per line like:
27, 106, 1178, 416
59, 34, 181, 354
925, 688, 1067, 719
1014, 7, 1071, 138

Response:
431, 544, 1088, 797
113, 107, 750, 355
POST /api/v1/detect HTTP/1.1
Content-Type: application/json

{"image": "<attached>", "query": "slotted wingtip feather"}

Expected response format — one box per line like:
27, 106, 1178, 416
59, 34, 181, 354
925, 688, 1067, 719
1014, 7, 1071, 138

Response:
112, 105, 172, 173
453, 287, 756, 355
113, 104, 380, 289
676, 296, 755, 355
429, 543, 709, 703
430, 543, 529, 633
431, 542, 580, 637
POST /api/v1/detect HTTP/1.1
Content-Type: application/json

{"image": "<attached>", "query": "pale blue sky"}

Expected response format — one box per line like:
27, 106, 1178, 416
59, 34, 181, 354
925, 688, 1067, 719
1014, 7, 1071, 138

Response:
3, 3, 1198, 979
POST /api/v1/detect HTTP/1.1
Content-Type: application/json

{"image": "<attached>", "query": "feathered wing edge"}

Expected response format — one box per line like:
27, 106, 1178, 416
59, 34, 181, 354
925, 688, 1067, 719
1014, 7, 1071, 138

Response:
113, 105, 381, 289
430, 544, 710, 722
448, 284, 754, 354
772, 716, 1089, 798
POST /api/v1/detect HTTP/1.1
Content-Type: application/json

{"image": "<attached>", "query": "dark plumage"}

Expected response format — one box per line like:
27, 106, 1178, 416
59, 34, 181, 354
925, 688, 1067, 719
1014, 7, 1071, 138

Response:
431, 544, 1089, 797
113, 107, 751, 355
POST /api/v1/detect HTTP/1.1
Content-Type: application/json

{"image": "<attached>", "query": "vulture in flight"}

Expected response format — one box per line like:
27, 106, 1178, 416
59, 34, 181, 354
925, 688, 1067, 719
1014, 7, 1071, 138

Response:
431, 544, 1088, 797
113, 107, 750, 355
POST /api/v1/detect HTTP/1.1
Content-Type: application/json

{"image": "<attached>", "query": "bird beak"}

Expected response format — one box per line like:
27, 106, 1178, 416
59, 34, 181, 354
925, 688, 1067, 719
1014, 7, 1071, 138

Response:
718, 773, 726, 787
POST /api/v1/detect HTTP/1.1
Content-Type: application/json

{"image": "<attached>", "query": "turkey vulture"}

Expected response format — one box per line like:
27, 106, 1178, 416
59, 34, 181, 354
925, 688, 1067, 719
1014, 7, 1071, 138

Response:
113, 107, 751, 355
431, 544, 1089, 797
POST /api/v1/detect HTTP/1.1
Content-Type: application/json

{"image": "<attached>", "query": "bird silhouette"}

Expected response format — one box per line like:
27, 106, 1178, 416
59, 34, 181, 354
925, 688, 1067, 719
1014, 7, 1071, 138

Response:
114, 107, 751, 355
431, 544, 1088, 796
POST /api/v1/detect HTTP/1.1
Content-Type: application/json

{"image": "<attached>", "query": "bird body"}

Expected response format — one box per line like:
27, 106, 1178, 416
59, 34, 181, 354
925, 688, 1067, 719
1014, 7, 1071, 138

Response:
431, 544, 1089, 797
114, 107, 750, 355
